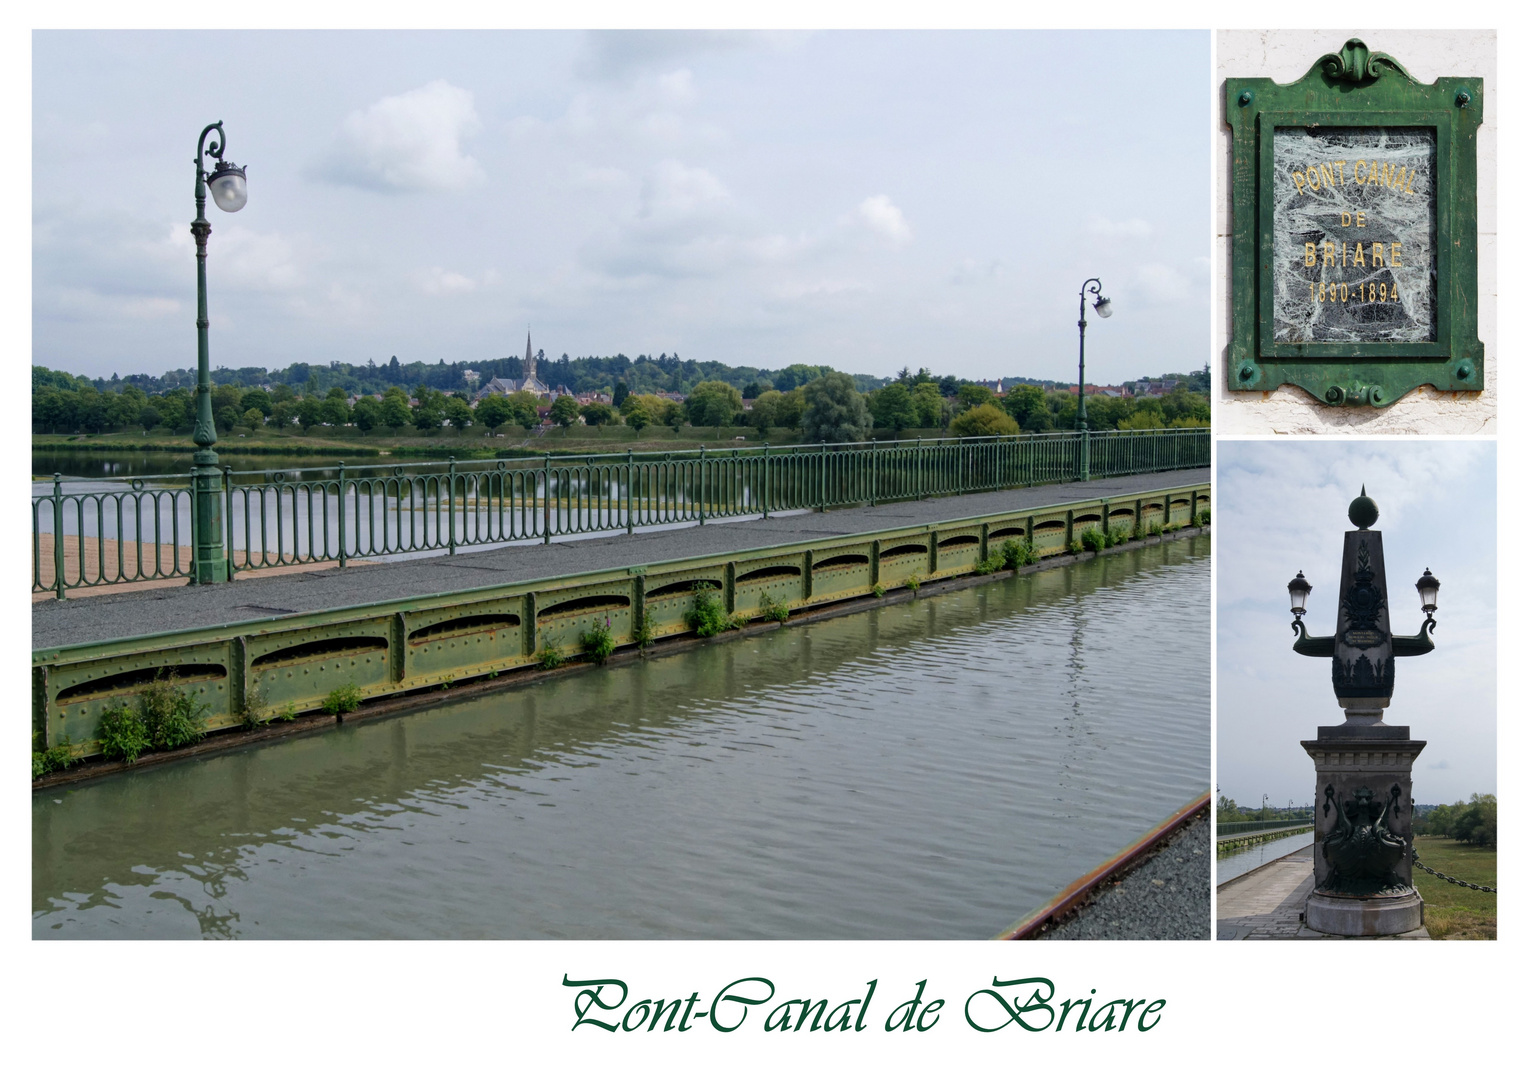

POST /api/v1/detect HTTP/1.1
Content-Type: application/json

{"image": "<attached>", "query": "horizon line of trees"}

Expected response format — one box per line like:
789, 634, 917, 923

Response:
36, 354, 1210, 403
33, 364, 1209, 441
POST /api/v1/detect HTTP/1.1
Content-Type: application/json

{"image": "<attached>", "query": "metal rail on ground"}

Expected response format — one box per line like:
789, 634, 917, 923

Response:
994, 791, 1212, 940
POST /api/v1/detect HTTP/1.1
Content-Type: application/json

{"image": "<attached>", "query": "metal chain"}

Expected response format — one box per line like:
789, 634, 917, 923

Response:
1412, 850, 1497, 893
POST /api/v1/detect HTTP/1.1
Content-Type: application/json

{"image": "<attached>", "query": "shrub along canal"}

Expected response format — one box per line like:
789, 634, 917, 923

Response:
33, 535, 1208, 939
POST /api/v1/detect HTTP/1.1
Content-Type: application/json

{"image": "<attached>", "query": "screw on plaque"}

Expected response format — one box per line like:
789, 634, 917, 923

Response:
1239, 90, 1253, 106
1239, 364, 1255, 382
1455, 89, 1471, 108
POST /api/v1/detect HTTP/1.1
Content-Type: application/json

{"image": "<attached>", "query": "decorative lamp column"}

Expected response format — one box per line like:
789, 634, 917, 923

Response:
1076, 278, 1111, 482
189, 121, 248, 584
1289, 487, 1437, 936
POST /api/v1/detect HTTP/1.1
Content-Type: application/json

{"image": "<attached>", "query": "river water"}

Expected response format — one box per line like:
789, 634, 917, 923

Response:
1216, 831, 1315, 886
33, 536, 1209, 939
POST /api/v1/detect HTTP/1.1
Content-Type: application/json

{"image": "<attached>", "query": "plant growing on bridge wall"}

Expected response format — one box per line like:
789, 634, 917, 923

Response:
97, 703, 151, 763
1067, 538, 1084, 554
238, 687, 271, 730
632, 613, 656, 651
905, 574, 921, 594
535, 643, 564, 670
32, 734, 74, 780
871, 583, 885, 598
1107, 525, 1130, 548
322, 683, 363, 720
95, 677, 207, 762
1195, 508, 1211, 527
999, 538, 1038, 569
1080, 527, 1108, 553
580, 619, 616, 664
140, 678, 209, 750
757, 593, 791, 624
1148, 521, 1164, 537
686, 584, 734, 637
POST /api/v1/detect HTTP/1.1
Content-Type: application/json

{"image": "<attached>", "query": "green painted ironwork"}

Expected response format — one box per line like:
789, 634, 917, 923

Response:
32, 428, 1207, 597
32, 481, 1209, 764
1226, 38, 1484, 405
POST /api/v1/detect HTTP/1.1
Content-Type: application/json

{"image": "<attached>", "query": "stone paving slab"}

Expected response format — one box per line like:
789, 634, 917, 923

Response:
33, 469, 1207, 650
1217, 848, 1315, 940
1216, 846, 1432, 939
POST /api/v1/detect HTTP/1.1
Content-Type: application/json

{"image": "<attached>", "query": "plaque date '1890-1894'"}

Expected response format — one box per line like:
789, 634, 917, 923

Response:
1272, 127, 1437, 345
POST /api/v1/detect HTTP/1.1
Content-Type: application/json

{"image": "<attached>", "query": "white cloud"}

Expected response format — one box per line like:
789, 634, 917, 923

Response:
856, 195, 911, 247
211, 225, 306, 292
1133, 262, 1191, 302
1087, 215, 1153, 239
416, 267, 478, 295
640, 160, 732, 223
318, 80, 485, 193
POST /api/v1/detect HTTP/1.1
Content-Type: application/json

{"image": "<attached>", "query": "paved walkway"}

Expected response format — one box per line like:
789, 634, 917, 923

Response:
1217, 847, 1315, 939
1217, 846, 1430, 940
33, 469, 1207, 650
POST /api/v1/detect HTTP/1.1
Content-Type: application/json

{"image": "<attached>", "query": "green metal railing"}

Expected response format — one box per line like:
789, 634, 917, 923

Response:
33, 427, 1208, 597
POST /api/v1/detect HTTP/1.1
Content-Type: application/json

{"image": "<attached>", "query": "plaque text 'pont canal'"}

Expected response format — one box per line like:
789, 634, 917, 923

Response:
1273, 127, 1437, 344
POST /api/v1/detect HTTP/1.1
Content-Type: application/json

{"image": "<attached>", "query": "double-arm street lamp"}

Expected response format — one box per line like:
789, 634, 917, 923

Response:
189, 121, 248, 584
1285, 487, 1439, 936
1076, 277, 1112, 481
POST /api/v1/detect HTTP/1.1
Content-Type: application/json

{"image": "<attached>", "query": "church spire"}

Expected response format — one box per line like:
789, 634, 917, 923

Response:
524, 329, 535, 383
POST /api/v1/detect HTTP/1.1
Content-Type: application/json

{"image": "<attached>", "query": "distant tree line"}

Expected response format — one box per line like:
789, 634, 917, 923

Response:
1415, 794, 1496, 847
33, 362, 1209, 442
1215, 795, 1311, 823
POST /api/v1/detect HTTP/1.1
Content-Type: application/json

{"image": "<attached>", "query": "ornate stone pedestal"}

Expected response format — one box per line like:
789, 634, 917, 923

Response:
1300, 728, 1427, 937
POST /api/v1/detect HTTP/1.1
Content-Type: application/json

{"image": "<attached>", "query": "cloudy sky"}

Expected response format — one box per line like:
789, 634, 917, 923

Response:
1216, 440, 1496, 809
33, 30, 1208, 383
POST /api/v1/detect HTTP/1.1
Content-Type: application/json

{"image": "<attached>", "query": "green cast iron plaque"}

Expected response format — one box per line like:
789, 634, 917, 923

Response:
1227, 40, 1483, 406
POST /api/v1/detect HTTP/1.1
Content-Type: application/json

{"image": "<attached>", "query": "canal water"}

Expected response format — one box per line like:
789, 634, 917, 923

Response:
1216, 831, 1314, 885
33, 536, 1209, 939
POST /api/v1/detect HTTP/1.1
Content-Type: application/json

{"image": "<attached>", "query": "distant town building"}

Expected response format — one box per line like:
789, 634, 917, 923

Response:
474, 332, 551, 399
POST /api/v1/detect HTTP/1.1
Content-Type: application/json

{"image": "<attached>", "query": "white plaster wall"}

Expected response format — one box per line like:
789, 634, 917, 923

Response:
1215, 30, 1496, 435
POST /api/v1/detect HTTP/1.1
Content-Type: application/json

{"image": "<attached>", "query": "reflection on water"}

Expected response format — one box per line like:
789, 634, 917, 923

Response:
1216, 832, 1314, 886
34, 536, 1209, 939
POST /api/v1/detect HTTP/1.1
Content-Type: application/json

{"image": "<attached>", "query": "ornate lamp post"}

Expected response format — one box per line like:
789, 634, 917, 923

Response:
189, 122, 248, 584
1076, 278, 1111, 482
1288, 487, 1438, 936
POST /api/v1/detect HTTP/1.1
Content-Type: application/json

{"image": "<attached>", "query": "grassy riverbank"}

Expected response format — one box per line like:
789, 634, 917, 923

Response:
1413, 838, 1496, 939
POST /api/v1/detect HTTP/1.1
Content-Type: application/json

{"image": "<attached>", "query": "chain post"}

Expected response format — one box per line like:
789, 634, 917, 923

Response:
699, 445, 706, 526
762, 443, 770, 519
626, 449, 634, 534
543, 453, 552, 544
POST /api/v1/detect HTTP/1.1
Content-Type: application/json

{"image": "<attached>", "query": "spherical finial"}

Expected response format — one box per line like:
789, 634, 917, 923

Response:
1348, 485, 1379, 529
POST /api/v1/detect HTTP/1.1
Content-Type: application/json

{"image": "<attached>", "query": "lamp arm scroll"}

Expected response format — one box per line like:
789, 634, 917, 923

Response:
1291, 617, 1336, 657
1392, 615, 1437, 657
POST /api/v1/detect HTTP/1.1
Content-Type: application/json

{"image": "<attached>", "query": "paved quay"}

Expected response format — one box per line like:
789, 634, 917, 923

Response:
33, 468, 1207, 650
1216, 845, 1430, 940
1037, 814, 1211, 940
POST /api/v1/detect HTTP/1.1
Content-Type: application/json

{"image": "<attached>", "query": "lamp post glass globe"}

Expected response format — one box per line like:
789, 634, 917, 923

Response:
208, 162, 247, 212
1415, 568, 1440, 613
1093, 296, 1113, 318
1287, 570, 1312, 615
